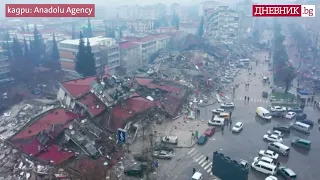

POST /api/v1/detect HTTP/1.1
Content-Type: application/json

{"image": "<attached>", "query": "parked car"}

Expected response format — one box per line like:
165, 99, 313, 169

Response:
153, 150, 173, 159
273, 125, 290, 133
197, 134, 208, 145
297, 119, 314, 127
153, 144, 174, 152
291, 138, 311, 150
212, 108, 226, 114
204, 127, 215, 136
277, 166, 297, 179
267, 130, 283, 137
287, 107, 302, 113
232, 122, 243, 132
265, 176, 278, 180
296, 113, 307, 120
263, 134, 283, 142
124, 167, 143, 177
220, 102, 235, 108
271, 111, 284, 118
285, 112, 296, 119
270, 106, 286, 112
258, 150, 279, 160
162, 136, 178, 144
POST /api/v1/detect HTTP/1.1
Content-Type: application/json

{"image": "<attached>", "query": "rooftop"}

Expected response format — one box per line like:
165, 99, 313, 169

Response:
59, 36, 115, 46
10, 108, 79, 141
78, 93, 106, 117
124, 34, 171, 44
119, 41, 139, 49
61, 74, 110, 98
135, 77, 181, 93
110, 93, 157, 131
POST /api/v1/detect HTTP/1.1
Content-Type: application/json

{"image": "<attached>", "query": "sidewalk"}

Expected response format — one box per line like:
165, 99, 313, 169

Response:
155, 116, 209, 148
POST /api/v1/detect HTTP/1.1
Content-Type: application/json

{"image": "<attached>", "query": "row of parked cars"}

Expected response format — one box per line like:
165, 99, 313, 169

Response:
252, 104, 313, 179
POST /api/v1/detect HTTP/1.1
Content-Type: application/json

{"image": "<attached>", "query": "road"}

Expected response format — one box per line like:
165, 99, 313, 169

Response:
159, 51, 320, 180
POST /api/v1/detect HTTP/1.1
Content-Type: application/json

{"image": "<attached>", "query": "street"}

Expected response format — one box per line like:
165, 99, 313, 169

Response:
159, 51, 320, 180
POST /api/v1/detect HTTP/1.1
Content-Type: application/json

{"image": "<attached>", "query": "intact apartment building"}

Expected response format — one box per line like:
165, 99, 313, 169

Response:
0, 50, 10, 83
124, 34, 171, 65
205, 6, 240, 43
58, 36, 120, 74
127, 20, 153, 32
119, 41, 141, 73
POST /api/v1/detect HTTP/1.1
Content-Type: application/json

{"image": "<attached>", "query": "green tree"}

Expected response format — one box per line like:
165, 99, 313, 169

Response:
51, 34, 60, 61
283, 65, 296, 93
197, 16, 204, 37
11, 36, 23, 61
30, 25, 45, 66
75, 31, 87, 75
23, 38, 29, 61
87, 18, 93, 38
272, 22, 296, 92
84, 38, 96, 76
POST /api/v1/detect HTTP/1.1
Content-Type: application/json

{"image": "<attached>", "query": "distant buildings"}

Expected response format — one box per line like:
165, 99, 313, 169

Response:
58, 36, 120, 74
205, 6, 240, 44
0, 50, 10, 83
199, 1, 220, 17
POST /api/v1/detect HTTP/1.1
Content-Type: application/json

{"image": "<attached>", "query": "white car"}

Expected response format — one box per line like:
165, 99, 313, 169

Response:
285, 112, 296, 119
153, 150, 173, 159
265, 176, 278, 180
263, 134, 283, 142
267, 130, 283, 137
220, 102, 235, 108
232, 122, 243, 132
212, 108, 225, 114
270, 106, 286, 112
259, 150, 279, 160
253, 156, 276, 165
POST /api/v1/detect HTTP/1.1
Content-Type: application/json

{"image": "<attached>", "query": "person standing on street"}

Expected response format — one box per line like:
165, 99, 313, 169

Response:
247, 97, 250, 102
245, 96, 247, 101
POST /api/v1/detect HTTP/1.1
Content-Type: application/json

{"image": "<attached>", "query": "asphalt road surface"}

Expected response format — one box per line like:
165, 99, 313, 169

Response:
160, 51, 320, 180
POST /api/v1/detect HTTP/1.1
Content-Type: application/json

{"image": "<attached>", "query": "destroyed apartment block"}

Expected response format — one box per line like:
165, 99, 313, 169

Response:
6, 107, 116, 168
90, 75, 134, 108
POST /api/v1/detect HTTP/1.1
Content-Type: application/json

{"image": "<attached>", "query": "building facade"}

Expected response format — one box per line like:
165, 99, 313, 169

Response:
119, 41, 141, 73
127, 20, 153, 32
0, 50, 10, 83
205, 6, 240, 43
58, 36, 120, 74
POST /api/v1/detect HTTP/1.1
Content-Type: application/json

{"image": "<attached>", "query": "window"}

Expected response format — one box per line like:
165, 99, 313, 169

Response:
261, 166, 272, 171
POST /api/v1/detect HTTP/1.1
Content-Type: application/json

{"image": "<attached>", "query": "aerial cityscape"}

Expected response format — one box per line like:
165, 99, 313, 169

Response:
0, 0, 320, 180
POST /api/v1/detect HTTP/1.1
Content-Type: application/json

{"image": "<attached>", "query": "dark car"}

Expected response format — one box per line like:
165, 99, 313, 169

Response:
298, 119, 314, 127
153, 144, 174, 152
271, 111, 284, 118
197, 134, 208, 145
277, 166, 297, 179
133, 155, 148, 162
273, 125, 290, 133
296, 113, 307, 120
287, 107, 302, 113
124, 167, 144, 177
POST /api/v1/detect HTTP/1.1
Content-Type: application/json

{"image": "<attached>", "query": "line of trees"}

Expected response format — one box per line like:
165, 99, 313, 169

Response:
272, 20, 296, 93
75, 31, 96, 77
2, 25, 61, 79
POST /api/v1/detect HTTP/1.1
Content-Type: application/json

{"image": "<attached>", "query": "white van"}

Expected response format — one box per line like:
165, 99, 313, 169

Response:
256, 107, 272, 120
191, 172, 203, 180
268, 142, 290, 156
208, 116, 225, 126
290, 121, 310, 133
251, 161, 277, 175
